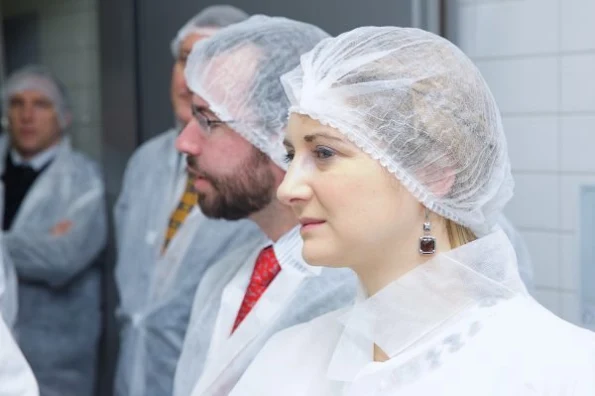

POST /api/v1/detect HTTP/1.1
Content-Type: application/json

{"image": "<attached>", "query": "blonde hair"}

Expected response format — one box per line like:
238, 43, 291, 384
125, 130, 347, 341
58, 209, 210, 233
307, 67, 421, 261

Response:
446, 219, 476, 248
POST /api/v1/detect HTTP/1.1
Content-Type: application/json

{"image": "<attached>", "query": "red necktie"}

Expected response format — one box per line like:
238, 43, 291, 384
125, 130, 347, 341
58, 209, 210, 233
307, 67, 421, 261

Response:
231, 246, 281, 333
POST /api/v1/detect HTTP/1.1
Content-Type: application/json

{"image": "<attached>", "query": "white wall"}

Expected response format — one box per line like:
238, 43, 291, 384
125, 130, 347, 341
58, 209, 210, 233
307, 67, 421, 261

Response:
456, 0, 595, 324
2, 0, 102, 162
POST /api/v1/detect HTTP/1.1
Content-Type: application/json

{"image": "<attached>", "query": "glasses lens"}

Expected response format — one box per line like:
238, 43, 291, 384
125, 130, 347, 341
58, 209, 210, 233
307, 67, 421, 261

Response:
193, 109, 210, 134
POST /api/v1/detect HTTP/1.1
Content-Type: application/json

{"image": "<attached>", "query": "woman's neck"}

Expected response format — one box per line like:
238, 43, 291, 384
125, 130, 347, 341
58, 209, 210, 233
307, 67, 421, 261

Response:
354, 222, 452, 297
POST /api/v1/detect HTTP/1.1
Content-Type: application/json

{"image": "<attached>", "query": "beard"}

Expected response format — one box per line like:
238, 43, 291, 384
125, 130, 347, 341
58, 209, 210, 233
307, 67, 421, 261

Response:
188, 148, 276, 220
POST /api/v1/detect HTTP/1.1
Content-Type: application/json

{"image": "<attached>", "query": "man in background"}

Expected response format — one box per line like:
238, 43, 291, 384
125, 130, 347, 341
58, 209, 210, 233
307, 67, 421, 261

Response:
113, 6, 260, 396
1, 65, 107, 396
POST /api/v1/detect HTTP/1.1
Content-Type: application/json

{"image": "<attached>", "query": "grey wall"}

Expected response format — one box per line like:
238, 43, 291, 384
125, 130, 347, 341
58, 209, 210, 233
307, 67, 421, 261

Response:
98, 0, 138, 394
136, 0, 414, 142
2, 12, 40, 74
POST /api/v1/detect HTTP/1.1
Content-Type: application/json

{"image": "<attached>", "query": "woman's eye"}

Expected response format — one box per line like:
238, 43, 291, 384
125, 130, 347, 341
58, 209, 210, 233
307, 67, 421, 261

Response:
314, 146, 335, 160
283, 151, 295, 163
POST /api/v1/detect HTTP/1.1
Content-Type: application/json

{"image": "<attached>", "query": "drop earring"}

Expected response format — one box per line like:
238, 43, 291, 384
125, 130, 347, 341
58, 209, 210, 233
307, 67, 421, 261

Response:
419, 208, 436, 255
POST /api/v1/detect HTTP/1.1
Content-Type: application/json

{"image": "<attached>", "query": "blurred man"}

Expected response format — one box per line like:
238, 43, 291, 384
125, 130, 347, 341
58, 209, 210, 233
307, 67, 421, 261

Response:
173, 16, 357, 396
113, 6, 261, 396
0, 65, 107, 396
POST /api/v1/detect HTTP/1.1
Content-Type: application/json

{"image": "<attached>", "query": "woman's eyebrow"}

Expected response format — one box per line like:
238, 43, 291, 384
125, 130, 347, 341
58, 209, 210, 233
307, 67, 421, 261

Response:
303, 132, 346, 143
283, 138, 294, 148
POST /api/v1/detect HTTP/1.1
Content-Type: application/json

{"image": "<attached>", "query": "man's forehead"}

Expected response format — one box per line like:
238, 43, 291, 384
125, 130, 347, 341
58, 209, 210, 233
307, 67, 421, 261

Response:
11, 89, 54, 103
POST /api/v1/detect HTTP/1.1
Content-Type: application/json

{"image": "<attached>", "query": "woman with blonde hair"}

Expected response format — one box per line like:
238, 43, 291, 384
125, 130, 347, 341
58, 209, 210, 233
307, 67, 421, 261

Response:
231, 27, 595, 395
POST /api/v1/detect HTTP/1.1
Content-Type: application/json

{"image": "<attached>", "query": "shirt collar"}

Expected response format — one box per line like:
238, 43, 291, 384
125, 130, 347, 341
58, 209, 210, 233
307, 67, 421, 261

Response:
10, 143, 60, 171
327, 230, 528, 382
271, 225, 323, 276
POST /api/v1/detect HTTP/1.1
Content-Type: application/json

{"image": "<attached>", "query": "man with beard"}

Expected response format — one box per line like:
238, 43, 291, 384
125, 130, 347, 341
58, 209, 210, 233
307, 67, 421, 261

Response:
112, 6, 261, 396
173, 16, 357, 396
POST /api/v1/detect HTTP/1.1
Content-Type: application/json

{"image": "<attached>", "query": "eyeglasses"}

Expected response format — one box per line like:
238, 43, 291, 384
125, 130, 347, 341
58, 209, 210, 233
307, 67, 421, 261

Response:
191, 104, 236, 135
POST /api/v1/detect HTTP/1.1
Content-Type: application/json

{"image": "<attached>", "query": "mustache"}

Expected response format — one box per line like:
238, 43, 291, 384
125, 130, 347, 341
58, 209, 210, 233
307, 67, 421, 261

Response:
186, 156, 213, 183
186, 156, 204, 175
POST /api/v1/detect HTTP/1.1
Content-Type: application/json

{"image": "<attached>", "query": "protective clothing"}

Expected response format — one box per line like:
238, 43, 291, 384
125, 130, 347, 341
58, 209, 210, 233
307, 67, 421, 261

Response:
281, 26, 513, 236
499, 214, 535, 292
0, 135, 106, 396
171, 5, 249, 58
185, 15, 330, 169
0, 184, 18, 327
113, 129, 261, 396
174, 227, 357, 396
0, 316, 39, 396
232, 230, 595, 395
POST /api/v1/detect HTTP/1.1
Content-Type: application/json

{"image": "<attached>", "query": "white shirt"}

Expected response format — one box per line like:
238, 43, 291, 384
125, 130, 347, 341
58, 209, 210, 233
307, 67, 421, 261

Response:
232, 231, 595, 395
10, 144, 60, 171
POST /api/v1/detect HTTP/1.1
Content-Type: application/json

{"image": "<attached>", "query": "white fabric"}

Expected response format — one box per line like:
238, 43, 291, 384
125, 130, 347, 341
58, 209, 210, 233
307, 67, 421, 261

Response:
113, 129, 261, 396
1, 65, 70, 128
498, 214, 534, 293
0, 134, 106, 396
0, 221, 18, 328
185, 15, 330, 169
281, 27, 513, 236
0, 316, 39, 396
0, 183, 17, 328
173, 226, 357, 396
232, 231, 595, 395
10, 144, 60, 171
0, 135, 105, 288
170, 5, 249, 58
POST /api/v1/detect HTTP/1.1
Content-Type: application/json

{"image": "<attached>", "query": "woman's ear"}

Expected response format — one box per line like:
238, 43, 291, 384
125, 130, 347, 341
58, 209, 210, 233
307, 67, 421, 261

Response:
418, 166, 456, 198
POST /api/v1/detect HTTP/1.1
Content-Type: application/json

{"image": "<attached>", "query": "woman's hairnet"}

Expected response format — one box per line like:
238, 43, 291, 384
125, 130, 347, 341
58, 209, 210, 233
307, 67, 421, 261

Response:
170, 5, 249, 58
185, 15, 330, 169
282, 27, 514, 236
1, 65, 71, 129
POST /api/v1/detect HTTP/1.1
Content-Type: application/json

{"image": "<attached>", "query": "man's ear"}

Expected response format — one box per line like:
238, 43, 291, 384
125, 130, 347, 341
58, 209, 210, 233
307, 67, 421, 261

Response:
61, 111, 73, 129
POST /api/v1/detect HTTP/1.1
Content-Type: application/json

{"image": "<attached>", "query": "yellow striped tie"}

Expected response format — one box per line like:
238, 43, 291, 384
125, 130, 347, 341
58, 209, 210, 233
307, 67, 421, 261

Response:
162, 176, 197, 251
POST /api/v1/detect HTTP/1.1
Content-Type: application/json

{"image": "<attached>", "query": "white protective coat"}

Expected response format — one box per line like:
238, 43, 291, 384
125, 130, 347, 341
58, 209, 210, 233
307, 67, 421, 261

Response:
232, 231, 595, 395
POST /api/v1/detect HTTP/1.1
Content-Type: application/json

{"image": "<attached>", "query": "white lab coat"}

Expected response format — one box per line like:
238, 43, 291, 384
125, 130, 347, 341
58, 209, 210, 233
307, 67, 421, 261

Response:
0, 184, 17, 328
0, 135, 106, 396
233, 230, 595, 395
174, 226, 357, 396
0, 316, 38, 396
113, 129, 261, 396
498, 214, 535, 292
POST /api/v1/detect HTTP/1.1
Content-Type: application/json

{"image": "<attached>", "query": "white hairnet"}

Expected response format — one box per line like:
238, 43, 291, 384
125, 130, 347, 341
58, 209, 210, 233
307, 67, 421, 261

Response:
1, 65, 70, 129
185, 15, 330, 169
170, 5, 249, 58
282, 27, 513, 236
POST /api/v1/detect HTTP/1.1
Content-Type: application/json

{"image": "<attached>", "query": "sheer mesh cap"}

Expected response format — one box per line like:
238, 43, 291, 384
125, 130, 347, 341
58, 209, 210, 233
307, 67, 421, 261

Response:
185, 15, 330, 169
282, 27, 513, 235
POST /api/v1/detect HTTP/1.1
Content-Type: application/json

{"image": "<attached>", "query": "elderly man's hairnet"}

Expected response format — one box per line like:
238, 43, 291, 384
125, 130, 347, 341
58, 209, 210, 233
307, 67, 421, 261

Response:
1, 65, 71, 129
171, 5, 249, 58
281, 27, 514, 236
185, 15, 330, 169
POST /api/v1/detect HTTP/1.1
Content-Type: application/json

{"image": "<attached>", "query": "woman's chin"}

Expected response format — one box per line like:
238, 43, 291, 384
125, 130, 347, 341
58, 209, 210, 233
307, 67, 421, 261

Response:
301, 243, 343, 268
